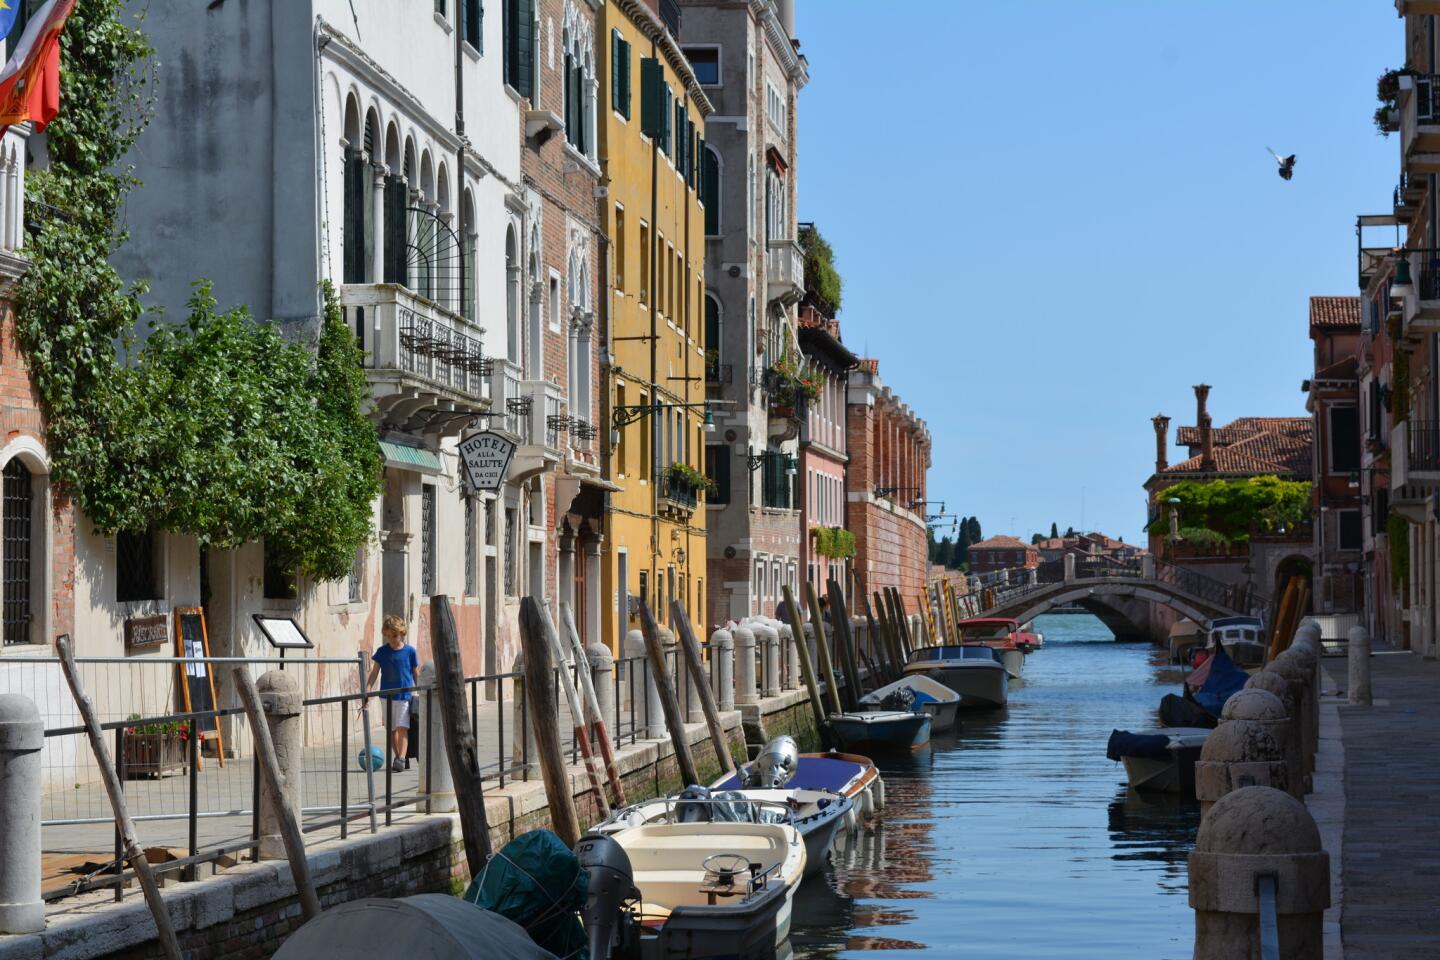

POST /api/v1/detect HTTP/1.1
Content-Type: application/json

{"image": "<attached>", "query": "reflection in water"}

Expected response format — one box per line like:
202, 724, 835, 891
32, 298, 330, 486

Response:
790, 616, 1199, 960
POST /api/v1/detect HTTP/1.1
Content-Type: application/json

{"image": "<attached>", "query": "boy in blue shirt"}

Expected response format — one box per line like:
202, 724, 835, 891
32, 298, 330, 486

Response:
365, 615, 419, 772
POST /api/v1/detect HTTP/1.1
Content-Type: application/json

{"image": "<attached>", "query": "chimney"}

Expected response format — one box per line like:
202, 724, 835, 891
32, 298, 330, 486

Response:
1151, 414, 1171, 472
1200, 413, 1216, 472
1193, 383, 1211, 427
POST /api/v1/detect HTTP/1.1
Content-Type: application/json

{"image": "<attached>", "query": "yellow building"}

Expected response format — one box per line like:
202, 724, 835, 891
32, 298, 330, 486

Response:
600, 0, 712, 650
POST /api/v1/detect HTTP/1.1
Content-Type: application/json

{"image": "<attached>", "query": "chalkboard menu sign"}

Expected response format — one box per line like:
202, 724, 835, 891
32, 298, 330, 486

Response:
173, 607, 225, 764
124, 614, 168, 652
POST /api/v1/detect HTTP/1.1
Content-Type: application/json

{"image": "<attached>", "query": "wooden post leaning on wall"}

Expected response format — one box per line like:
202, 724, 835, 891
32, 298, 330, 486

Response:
430, 595, 494, 870
827, 579, 866, 702
637, 599, 700, 788
670, 600, 737, 777
518, 597, 583, 847
804, 583, 847, 714
782, 584, 834, 748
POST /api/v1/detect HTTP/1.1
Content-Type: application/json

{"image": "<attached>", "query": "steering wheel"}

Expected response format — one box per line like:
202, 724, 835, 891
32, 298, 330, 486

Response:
702, 853, 751, 885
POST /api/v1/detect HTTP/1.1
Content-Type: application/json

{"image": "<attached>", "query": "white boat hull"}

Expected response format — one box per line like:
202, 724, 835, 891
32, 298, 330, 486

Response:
997, 647, 1024, 680
857, 675, 962, 734
905, 661, 1008, 708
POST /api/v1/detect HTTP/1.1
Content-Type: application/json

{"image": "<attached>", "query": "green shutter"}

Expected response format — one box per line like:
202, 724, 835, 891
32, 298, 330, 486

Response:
383, 176, 407, 283
702, 145, 719, 235
640, 57, 663, 138
343, 149, 367, 283
662, 84, 673, 155
611, 31, 621, 113
623, 40, 632, 118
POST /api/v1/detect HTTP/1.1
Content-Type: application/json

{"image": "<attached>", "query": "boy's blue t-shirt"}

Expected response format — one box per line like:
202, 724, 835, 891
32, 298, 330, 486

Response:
372, 643, 419, 701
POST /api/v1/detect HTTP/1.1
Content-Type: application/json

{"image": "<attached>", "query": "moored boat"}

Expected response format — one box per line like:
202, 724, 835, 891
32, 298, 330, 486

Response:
828, 710, 931, 752
857, 674, 961, 733
903, 644, 1009, 708
1206, 616, 1266, 668
1105, 726, 1210, 793
711, 745, 884, 819
577, 822, 805, 960
952, 617, 1033, 677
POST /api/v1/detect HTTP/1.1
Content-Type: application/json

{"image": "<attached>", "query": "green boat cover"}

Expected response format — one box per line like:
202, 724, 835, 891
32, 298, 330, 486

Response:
463, 830, 589, 959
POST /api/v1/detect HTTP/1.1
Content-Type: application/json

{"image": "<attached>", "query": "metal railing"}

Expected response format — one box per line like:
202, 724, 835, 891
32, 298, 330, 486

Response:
706, 362, 733, 385
1407, 419, 1440, 473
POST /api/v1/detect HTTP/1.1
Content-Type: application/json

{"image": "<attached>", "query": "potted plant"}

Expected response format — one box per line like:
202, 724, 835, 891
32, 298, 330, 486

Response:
666, 462, 716, 501
1376, 66, 1419, 137
122, 714, 190, 779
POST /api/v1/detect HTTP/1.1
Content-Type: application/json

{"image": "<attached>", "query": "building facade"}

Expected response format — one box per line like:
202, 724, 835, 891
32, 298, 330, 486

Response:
797, 297, 856, 593
967, 536, 1040, 575
678, 0, 809, 626
599, 0, 711, 647
1306, 296, 1364, 615
845, 358, 932, 602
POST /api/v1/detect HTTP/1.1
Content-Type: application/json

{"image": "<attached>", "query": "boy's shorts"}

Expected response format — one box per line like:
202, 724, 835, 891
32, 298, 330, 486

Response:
388, 699, 412, 729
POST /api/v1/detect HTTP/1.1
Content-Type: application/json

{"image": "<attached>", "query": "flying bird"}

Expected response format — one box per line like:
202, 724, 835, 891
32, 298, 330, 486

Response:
1267, 147, 1296, 181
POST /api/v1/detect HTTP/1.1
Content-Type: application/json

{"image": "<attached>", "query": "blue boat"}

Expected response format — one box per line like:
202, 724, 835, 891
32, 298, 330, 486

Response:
827, 710, 931, 751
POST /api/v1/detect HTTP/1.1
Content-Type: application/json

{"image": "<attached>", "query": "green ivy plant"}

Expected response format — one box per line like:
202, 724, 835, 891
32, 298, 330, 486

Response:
814, 526, 856, 559
1147, 476, 1311, 545
15, 1, 380, 581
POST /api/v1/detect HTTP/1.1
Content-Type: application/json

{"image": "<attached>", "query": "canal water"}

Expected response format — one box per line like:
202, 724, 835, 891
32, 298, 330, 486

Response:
790, 613, 1200, 959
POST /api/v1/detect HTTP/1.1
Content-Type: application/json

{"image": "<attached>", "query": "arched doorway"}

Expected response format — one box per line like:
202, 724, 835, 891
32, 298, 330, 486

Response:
0, 443, 49, 648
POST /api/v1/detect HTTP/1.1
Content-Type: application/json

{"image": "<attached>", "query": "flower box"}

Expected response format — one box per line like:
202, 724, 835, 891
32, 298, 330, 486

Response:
122, 731, 188, 780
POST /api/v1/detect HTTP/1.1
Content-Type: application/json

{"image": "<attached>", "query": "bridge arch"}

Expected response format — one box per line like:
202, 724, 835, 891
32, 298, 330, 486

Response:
1005, 583, 1213, 629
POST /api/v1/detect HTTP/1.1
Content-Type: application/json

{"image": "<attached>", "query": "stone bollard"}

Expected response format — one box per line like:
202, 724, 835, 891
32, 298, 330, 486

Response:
511, 651, 540, 774
256, 670, 302, 861
417, 663, 456, 813
1195, 719, 1289, 819
779, 623, 799, 691
1063, 553, 1076, 582
0, 694, 43, 934
711, 628, 734, 711
1223, 688, 1302, 799
587, 638, 615, 726
625, 629, 664, 739
1347, 625, 1372, 706
732, 624, 758, 705
1272, 648, 1317, 786
1188, 786, 1329, 960
758, 622, 781, 698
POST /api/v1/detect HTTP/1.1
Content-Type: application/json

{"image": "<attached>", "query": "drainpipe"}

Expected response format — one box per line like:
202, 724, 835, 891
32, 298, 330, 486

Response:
649, 34, 660, 611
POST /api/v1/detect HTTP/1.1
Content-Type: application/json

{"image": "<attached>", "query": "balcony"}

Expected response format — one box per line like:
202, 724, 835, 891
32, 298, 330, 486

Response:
341, 284, 490, 438
766, 238, 805, 306
1391, 481, 1431, 523
486, 359, 565, 480
1395, 249, 1440, 336
1393, 420, 1440, 487
1400, 74, 1440, 172
1395, 172, 1423, 222
659, 472, 700, 519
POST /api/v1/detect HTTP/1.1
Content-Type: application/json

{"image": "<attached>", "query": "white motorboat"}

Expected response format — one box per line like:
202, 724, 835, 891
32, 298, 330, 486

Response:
577, 822, 806, 960
1208, 616, 1267, 668
594, 788, 852, 878
857, 674, 961, 734
904, 644, 1009, 708
1106, 727, 1211, 794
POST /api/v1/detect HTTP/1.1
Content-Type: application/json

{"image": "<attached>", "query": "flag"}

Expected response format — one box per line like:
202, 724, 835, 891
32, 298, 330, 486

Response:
0, 1, 20, 44
0, 0, 75, 135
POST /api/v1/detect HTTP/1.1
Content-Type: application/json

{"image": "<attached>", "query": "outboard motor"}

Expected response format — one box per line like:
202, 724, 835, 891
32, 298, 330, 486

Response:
744, 735, 799, 788
575, 834, 636, 960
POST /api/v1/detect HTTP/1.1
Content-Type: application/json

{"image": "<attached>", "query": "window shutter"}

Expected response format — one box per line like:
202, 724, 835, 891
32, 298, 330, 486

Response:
343, 149, 367, 283
702, 146, 719, 235
622, 40, 631, 118
640, 58, 663, 139
564, 51, 575, 140
513, 0, 534, 99
384, 176, 407, 283
662, 84, 673, 155
611, 31, 621, 113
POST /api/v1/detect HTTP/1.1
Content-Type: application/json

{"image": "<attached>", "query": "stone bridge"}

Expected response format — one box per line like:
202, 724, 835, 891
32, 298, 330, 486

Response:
977, 556, 1267, 643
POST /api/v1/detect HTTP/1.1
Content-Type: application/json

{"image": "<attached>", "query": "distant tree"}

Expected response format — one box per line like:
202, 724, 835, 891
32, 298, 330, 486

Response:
1065, 525, 1076, 537
1031, 533, 1044, 545
967, 517, 982, 543
1050, 522, 1059, 539
953, 523, 971, 569
935, 536, 953, 567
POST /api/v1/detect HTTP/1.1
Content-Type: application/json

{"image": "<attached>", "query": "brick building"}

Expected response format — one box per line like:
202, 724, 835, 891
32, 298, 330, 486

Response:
845, 358, 931, 601
1305, 296, 1363, 614
967, 536, 1040, 575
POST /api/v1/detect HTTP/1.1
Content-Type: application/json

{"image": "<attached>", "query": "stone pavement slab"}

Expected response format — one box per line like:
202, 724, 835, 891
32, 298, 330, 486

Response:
1331, 646, 1440, 959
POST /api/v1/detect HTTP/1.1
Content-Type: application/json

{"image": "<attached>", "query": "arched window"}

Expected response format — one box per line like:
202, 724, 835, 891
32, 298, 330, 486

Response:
505, 226, 520, 363
563, 3, 596, 158
703, 146, 721, 236
704, 295, 721, 379
341, 95, 366, 283
0, 446, 51, 647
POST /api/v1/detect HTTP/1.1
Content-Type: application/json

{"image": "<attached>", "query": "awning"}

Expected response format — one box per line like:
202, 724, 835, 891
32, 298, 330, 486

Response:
580, 476, 623, 492
380, 439, 443, 475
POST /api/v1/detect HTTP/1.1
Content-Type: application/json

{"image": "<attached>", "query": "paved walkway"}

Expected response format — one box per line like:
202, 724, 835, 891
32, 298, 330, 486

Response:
1323, 645, 1440, 959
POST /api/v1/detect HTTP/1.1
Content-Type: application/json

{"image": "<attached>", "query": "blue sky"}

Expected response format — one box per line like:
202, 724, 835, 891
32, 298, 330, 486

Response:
796, 2, 1397, 543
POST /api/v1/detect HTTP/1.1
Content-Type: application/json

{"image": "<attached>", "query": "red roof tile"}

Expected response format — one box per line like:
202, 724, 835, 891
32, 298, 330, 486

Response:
1309, 296, 1362, 330
1163, 427, 1312, 479
970, 535, 1034, 551
1176, 417, 1311, 447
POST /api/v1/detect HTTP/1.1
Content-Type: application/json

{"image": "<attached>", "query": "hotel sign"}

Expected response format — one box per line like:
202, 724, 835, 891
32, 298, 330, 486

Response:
458, 431, 516, 492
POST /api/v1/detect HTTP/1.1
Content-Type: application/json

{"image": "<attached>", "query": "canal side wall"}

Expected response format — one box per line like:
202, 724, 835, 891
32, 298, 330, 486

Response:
0, 693, 816, 960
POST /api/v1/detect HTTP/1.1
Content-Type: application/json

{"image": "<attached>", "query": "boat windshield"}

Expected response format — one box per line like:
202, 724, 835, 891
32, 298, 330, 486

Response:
912, 645, 1000, 663
958, 625, 1013, 641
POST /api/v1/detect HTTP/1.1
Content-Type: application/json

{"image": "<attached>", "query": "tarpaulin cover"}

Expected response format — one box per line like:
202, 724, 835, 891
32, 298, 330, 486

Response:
1192, 646, 1248, 716
1107, 729, 1173, 762
463, 830, 588, 960
715, 756, 865, 793
1159, 693, 1219, 729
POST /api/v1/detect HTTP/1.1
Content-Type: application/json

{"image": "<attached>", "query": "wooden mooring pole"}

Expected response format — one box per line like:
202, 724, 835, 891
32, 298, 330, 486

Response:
782, 584, 834, 748
637, 599, 700, 787
56, 636, 183, 960
430, 595, 494, 870
518, 597, 583, 847
560, 602, 626, 806
827, 579, 865, 701
804, 584, 846, 714
670, 600, 737, 777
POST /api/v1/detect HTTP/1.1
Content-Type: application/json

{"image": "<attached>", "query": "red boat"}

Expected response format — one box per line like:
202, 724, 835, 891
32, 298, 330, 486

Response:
953, 617, 1039, 678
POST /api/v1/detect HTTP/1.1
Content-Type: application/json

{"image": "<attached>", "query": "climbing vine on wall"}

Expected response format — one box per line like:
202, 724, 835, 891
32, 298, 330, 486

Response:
1146, 476, 1312, 545
14, 1, 380, 580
